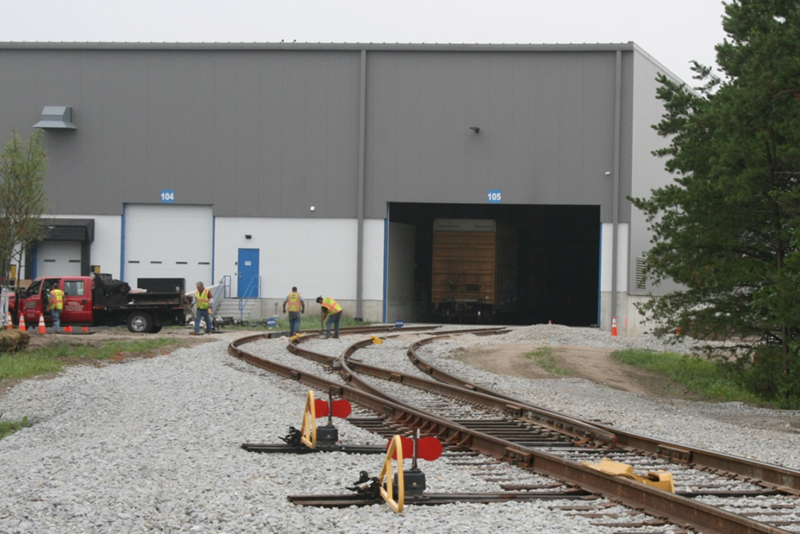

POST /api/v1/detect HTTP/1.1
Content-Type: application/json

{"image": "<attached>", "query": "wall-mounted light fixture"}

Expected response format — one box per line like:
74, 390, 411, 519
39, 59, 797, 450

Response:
245, 234, 252, 239
310, 206, 316, 212
469, 126, 481, 133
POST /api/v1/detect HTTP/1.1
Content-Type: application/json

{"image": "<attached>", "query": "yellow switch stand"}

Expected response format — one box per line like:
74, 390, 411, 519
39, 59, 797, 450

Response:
299, 390, 318, 449
379, 436, 405, 512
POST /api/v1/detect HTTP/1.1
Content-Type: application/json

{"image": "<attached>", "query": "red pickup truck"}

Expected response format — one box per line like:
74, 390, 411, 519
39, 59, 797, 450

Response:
12, 274, 190, 333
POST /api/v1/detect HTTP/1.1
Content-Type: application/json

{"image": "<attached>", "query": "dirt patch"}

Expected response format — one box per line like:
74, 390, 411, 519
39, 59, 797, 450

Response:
454, 343, 706, 401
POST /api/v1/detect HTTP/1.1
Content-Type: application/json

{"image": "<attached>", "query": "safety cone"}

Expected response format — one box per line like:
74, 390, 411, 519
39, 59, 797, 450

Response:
38, 314, 46, 334
18, 314, 26, 332
611, 316, 618, 337
64, 326, 73, 334
82, 326, 89, 333
5, 311, 11, 329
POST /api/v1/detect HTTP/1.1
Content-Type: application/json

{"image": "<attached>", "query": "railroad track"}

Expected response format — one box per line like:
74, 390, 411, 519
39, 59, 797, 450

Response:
229, 325, 800, 534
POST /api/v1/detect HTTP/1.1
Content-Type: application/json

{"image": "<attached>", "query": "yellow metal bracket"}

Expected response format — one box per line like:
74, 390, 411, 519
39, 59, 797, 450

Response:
582, 458, 675, 493
378, 435, 405, 512
299, 390, 317, 449
371, 335, 384, 345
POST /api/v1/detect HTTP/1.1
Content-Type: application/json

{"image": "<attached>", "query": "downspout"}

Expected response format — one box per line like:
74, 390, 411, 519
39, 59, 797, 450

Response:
356, 49, 367, 320
611, 50, 622, 329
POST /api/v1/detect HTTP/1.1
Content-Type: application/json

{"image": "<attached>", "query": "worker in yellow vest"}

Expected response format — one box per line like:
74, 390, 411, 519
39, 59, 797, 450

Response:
192, 281, 213, 335
283, 286, 305, 337
48, 286, 64, 333
316, 296, 342, 339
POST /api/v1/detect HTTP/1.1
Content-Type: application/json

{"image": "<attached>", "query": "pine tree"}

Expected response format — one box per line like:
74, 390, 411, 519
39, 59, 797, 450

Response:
632, 0, 800, 405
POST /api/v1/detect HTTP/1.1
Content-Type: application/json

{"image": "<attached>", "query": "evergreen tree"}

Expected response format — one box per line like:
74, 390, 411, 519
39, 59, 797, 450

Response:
632, 0, 800, 405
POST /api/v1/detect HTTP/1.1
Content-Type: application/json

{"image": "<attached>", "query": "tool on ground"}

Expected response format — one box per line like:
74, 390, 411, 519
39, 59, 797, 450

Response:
371, 325, 399, 344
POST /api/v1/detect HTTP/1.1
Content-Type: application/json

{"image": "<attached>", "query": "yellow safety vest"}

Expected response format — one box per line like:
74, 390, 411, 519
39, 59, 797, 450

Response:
49, 289, 64, 311
195, 288, 211, 310
287, 292, 302, 312
322, 297, 342, 314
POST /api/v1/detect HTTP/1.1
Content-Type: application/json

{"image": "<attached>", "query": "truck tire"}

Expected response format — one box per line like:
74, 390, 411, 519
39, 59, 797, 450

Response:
150, 325, 163, 334
127, 312, 153, 333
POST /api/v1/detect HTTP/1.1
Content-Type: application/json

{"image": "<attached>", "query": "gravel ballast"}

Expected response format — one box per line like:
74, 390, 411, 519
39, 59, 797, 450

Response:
1, 326, 799, 533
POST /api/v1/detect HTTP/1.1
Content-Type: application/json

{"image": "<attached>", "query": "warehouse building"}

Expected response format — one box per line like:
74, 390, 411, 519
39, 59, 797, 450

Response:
0, 42, 682, 335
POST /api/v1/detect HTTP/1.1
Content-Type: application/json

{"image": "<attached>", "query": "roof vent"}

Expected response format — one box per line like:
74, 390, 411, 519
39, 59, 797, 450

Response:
33, 106, 77, 129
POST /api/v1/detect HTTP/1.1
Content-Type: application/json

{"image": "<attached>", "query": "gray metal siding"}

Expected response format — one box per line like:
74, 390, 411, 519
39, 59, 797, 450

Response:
365, 51, 622, 218
628, 50, 683, 295
1, 44, 643, 222
0, 49, 361, 217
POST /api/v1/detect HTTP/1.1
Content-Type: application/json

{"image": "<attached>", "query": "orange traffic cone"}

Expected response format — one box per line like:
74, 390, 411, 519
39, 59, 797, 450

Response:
82, 326, 89, 333
18, 314, 26, 332
611, 316, 618, 337
64, 326, 73, 334
5, 311, 11, 329
38, 314, 46, 334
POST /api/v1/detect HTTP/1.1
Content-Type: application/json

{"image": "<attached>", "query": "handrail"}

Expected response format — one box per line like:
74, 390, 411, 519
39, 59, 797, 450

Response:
210, 276, 232, 316
238, 275, 262, 321
220, 275, 232, 298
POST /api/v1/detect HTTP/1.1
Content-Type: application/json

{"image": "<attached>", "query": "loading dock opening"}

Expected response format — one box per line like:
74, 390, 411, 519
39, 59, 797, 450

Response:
387, 203, 600, 326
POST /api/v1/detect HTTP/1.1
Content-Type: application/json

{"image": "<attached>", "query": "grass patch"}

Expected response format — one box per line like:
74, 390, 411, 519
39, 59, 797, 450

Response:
0, 416, 31, 441
611, 349, 763, 404
525, 346, 574, 376
0, 338, 184, 381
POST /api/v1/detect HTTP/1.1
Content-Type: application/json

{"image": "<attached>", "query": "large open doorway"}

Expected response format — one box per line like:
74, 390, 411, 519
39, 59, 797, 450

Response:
387, 203, 600, 326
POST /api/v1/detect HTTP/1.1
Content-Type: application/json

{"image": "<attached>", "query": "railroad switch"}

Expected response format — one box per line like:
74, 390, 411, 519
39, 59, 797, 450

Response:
289, 431, 589, 510
582, 458, 675, 493
345, 467, 427, 501
241, 390, 386, 455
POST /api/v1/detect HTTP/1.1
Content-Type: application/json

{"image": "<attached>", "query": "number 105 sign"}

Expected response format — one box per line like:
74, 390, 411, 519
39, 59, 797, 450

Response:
487, 190, 502, 203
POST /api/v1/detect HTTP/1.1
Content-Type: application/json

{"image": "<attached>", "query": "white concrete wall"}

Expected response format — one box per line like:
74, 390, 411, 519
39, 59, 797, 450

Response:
598, 222, 631, 333
52, 214, 123, 279
600, 222, 629, 294
214, 217, 385, 318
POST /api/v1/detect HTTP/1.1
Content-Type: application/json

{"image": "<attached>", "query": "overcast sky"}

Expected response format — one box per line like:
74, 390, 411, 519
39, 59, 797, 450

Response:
1, 0, 728, 86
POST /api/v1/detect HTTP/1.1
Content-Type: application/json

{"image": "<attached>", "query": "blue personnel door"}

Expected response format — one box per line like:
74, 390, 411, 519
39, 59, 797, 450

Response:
237, 248, 260, 298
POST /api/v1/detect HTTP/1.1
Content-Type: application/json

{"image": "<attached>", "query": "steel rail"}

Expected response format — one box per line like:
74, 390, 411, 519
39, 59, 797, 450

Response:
407, 335, 800, 495
326, 336, 617, 448
229, 332, 790, 534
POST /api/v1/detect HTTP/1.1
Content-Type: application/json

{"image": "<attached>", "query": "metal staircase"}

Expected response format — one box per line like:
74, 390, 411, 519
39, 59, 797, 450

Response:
211, 275, 261, 322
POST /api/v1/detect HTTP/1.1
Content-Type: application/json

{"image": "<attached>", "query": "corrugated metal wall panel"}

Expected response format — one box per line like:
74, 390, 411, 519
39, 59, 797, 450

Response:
365, 51, 620, 215
0, 49, 362, 218
628, 51, 683, 295
0, 46, 644, 223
